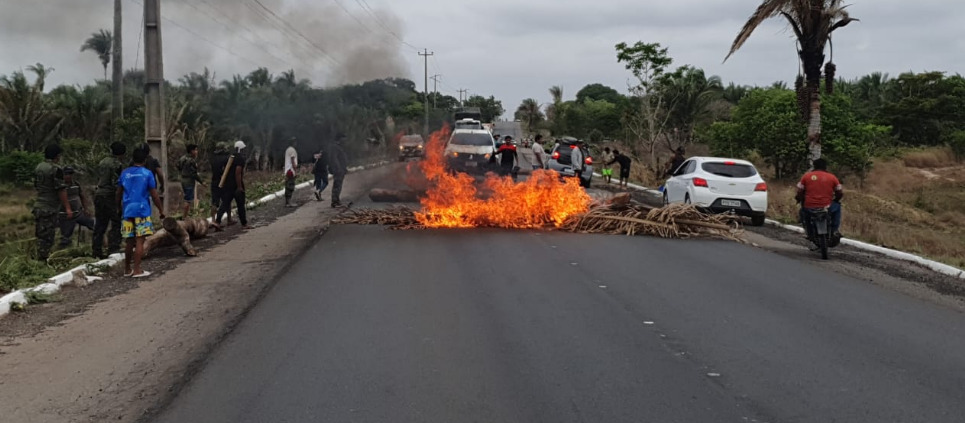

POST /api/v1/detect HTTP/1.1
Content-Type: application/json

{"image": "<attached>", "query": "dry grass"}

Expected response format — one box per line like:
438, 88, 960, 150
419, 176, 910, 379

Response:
901, 146, 959, 168
766, 149, 965, 268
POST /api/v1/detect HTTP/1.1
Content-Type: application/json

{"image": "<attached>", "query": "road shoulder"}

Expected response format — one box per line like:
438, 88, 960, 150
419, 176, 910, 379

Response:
0, 164, 397, 423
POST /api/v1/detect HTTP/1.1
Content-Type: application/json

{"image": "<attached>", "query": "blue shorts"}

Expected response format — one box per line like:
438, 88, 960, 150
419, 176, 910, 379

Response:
182, 185, 195, 201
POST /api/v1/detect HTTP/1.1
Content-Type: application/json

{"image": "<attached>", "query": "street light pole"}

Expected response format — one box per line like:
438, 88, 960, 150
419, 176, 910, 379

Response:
418, 49, 433, 137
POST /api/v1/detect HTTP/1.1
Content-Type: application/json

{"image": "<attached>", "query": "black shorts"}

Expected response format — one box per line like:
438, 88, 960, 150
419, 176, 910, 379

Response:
620, 168, 631, 178
211, 186, 223, 207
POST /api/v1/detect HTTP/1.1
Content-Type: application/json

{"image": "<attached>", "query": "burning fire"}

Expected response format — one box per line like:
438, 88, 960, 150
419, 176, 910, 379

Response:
413, 126, 591, 228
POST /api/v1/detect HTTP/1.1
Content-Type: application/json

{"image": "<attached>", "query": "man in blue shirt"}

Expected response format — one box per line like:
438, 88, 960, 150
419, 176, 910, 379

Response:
117, 148, 165, 278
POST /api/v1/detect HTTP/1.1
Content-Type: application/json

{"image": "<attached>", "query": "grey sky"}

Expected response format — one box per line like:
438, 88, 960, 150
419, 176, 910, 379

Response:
1, 0, 962, 119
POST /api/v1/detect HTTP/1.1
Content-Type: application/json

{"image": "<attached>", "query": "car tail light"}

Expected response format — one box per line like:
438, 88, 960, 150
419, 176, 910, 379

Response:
755, 182, 767, 192
570, 145, 577, 149
724, 161, 736, 165
692, 177, 708, 187
585, 157, 593, 165
551, 151, 560, 160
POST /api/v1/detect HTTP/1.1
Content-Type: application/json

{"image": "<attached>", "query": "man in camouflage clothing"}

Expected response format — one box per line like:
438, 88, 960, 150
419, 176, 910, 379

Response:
92, 142, 126, 258
59, 167, 95, 248
34, 144, 73, 261
177, 144, 205, 218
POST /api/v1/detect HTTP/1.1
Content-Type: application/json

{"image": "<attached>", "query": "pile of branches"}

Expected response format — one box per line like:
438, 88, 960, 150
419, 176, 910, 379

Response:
333, 201, 743, 241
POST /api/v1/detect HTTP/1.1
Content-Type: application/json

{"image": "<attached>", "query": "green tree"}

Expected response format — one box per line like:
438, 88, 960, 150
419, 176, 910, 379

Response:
464, 95, 504, 122
725, 0, 859, 162
514, 98, 544, 134
616, 41, 674, 166
80, 29, 113, 80
0, 65, 61, 152
575, 83, 625, 105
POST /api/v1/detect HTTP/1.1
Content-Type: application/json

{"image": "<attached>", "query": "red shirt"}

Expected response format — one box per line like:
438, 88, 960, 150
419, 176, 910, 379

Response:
797, 170, 842, 209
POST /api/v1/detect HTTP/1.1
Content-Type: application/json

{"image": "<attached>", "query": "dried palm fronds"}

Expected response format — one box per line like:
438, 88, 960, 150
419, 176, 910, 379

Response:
332, 206, 420, 229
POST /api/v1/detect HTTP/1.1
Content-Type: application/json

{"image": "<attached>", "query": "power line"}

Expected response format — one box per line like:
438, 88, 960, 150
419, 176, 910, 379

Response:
353, 0, 420, 51
250, 0, 340, 66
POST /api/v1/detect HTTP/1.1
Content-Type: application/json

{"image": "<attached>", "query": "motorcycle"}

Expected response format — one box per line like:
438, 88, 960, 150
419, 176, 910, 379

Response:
803, 208, 840, 260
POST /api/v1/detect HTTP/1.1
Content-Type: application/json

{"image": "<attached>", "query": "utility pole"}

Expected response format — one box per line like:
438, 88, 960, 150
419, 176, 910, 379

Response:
144, 0, 168, 215
112, 0, 123, 142
430, 74, 441, 109
457, 89, 468, 106
418, 49, 433, 136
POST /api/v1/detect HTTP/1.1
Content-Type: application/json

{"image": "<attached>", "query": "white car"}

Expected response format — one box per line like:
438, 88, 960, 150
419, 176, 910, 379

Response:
443, 129, 497, 173
663, 156, 768, 226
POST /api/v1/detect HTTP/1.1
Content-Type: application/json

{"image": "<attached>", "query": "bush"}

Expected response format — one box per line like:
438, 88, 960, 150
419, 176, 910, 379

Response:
948, 130, 965, 161
0, 150, 44, 186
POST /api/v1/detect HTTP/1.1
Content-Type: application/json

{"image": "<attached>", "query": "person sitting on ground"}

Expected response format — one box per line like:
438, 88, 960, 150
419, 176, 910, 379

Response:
796, 158, 844, 245
59, 167, 95, 248
117, 147, 165, 278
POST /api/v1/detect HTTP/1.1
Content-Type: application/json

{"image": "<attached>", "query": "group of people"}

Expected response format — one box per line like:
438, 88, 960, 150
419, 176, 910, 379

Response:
32, 134, 353, 277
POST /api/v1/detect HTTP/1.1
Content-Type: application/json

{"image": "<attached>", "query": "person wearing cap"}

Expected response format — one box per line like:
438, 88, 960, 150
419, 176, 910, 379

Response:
325, 133, 349, 207
177, 144, 205, 218
93, 142, 126, 258
59, 167, 95, 248
33, 144, 73, 260
209, 142, 231, 227
216, 141, 251, 229
283, 138, 299, 207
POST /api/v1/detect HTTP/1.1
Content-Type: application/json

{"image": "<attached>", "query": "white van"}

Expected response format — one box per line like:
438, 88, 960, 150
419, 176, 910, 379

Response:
444, 129, 496, 173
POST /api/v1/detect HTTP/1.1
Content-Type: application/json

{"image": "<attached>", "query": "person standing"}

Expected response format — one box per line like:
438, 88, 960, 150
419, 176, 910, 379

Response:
600, 147, 615, 184
33, 144, 73, 261
117, 147, 165, 278
177, 144, 205, 218
133, 143, 165, 203
570, 142, 585, 181
59, 167, 96, 248
209, 142, 230, 227
607, 149, 633, 188
531, 134, 546, 170
216, 141, 250, 229
284, 139, 298, 207
326, 134, 349, 208
92, 142, 126, 258
312, 149, 329, 202
497, 135, 519, 179
666, 147, 686, 177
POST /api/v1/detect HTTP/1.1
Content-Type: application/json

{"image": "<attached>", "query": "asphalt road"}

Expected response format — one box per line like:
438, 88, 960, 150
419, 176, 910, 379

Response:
154, 225, 965, 423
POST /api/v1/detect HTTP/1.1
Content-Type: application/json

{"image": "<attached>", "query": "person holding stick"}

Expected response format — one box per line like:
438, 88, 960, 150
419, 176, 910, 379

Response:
216, 141, 250, 229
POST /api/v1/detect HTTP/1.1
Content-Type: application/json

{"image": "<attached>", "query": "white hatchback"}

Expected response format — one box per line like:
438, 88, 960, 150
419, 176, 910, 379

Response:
663, 157, 768, 226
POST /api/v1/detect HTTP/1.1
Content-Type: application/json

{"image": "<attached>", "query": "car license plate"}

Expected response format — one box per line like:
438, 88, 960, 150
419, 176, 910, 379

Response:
721, 199, 741, 207
465, 161, 477, 167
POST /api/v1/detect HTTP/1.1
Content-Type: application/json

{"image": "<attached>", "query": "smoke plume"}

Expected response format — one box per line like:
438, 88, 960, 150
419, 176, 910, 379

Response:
0, 0, 410, 87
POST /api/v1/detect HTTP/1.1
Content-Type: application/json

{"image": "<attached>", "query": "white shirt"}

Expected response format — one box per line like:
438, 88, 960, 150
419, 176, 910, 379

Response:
284, 146, 298, 175
532, 141, 545, 166
570, 147, 584, 171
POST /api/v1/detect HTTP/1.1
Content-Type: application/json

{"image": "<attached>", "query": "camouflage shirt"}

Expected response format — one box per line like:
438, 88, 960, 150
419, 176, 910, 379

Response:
34, 160, 66, 212
95, 156, 124, 197
177, 154, 202, 186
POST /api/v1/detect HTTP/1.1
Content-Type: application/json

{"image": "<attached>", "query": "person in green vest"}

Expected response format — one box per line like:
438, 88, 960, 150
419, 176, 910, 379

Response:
177, 144, 205, 218
92, 142, 126, 259
33, 144, 73, 261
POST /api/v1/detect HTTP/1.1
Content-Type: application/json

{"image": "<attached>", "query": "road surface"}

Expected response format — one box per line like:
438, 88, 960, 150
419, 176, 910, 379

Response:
154, 224, 965, 422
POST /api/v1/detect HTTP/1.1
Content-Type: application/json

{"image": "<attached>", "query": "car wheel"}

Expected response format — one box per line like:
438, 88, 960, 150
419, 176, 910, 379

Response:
751, 215, 766, 226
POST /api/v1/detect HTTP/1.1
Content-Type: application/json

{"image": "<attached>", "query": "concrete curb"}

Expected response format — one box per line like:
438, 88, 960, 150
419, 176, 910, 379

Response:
0, 159, 392, 318
592, 173, 965, 281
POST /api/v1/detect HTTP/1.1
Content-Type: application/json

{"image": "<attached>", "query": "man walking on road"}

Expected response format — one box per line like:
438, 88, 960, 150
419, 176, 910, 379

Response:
608, 149, 633, 188
216, 141, 251, 229
284, 139, 298, 207
59, 167, 95, 248
177, 144, 204, 218
33, 144, 72, 261
326, 134, 349, 208
600, 147, 615, 184
117, 147, 165, 278
209, 142, 230, 228
531, 134, 546, 170
92, 142, 125, 258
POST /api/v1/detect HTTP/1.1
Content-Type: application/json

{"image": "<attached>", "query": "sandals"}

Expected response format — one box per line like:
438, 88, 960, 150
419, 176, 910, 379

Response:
132, 271, 152, 278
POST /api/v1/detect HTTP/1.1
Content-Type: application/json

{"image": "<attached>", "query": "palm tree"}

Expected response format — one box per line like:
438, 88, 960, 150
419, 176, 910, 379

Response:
0, 65, 61, 151
546, 85, 564, 132
725, 0, 858, 162
81, 29, 113, 80
657, 67, 723, 144
514, 98, 544, 134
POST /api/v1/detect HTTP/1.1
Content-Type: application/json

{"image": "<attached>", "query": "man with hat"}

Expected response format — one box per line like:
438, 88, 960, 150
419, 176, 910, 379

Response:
326, 133, 349, 208
59, 166, 95, 247
33, 144, 73, 260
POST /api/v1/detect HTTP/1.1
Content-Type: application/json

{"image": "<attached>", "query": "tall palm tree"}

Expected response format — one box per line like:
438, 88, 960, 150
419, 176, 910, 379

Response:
725, 0, 858, 161
81, 29, 113, 80
658, 66, 723, 143
546, 85, 564, 132
0, 66, 61, 151
514, 98, 544, 134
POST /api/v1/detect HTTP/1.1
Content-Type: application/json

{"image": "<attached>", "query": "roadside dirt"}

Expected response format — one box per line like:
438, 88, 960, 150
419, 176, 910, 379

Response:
0, 164, 399, 423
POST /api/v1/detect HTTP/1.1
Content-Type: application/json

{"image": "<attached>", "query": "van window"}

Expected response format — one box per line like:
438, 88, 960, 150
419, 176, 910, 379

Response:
449, 133, 493, 147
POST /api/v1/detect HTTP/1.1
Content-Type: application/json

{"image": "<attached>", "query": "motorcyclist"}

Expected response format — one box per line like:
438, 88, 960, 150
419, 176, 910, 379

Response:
796, 158, 844, 245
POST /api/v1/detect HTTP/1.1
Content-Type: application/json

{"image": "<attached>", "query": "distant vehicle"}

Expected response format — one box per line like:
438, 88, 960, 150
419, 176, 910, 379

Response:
547, 137, 593, 188
662, 156, 768, 226
453, 107, 482, 122
398, 134, 425, 161
443, 129, 496, 174
454, 118, 484, 130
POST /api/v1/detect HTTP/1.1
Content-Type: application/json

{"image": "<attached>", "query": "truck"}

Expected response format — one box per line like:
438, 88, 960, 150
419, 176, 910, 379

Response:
453, 107, 493, 135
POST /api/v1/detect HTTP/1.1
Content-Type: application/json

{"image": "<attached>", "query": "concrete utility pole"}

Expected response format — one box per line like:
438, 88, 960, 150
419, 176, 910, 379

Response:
144, 0, 168, 214
112, 0, 123, 142
457, 89, 468, 106
418, 49, 433, 136
430, 74, 441, 109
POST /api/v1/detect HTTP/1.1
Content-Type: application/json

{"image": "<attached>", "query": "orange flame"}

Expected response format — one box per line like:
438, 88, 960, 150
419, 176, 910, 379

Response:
414, 126, 591, 228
